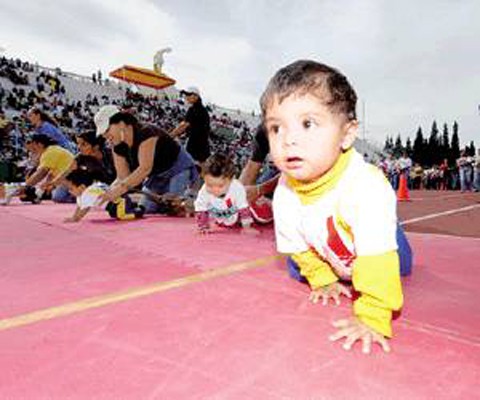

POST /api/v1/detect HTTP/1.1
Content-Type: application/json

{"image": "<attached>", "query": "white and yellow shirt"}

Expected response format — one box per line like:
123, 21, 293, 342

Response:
273, 148, 403, 337
77, 182, 108, 210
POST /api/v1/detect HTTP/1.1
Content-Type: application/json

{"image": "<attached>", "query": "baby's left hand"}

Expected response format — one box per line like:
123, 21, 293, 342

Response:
329, 317, 391, 354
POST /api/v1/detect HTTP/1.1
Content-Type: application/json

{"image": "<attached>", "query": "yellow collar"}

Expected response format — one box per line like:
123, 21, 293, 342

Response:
287, 148, 354, 205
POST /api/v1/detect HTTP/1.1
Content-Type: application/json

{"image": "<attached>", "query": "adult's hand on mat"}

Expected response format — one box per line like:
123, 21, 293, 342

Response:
309, 282, 351, 306
99, 185, 124, 205
329, 317, 391, 354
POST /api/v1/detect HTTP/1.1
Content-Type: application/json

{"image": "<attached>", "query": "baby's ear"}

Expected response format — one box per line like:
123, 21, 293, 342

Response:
341, 120, 358, 150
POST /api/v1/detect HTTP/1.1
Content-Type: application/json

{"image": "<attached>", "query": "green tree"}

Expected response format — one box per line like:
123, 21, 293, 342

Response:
383, 136, 393, 153
439, 123, 450, 162
450, 121, 460, 163
428, 121, 440, 166
405, 137, 413, 157
413, 127, 424, 165
467, 141, 476, 156
393, 134, 403, 157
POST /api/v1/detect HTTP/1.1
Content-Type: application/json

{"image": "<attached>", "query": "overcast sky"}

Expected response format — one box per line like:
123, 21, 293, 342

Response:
1, 0, 479, 146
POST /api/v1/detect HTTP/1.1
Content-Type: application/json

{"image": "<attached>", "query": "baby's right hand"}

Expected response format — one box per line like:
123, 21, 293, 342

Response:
309, 282, 352, 306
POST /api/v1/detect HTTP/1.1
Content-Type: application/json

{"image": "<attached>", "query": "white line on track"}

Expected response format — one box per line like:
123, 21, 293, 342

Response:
409, 192, 478, 201
400, 204, 480, 225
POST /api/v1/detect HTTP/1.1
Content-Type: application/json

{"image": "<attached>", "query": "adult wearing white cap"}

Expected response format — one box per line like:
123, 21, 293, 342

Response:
170, 86, 211, 167
94, 105, 198, 213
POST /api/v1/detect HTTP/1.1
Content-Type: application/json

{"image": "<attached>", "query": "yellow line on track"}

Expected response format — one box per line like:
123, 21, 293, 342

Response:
0, 255, 282, 332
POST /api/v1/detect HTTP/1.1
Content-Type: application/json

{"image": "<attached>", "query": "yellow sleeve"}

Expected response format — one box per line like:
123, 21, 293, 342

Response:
352, 251, 403, 338
39, 147, 55, 170
291, 249, 338, 289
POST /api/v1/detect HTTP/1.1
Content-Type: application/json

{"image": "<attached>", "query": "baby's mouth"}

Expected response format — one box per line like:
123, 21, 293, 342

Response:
285, 156, 303, 169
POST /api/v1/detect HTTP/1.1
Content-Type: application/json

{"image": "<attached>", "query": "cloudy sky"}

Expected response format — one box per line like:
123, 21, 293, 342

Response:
1, 0, 479, 146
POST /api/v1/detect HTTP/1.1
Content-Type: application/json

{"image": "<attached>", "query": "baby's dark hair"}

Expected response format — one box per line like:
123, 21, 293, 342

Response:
202, 153, 236, 179
260, 60, 357, 121
65, 169, 95, 188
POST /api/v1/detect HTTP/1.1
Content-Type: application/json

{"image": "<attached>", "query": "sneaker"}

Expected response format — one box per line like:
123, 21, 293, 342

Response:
249, 196, 273, 224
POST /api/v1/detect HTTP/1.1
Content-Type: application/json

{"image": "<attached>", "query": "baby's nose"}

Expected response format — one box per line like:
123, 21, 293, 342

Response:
283, 129, 298, 146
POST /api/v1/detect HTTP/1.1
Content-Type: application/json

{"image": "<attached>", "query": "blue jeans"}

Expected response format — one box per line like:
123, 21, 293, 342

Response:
256, 163, 280, 199
459, 167, 472, 191
474, 169, 480, 191
287, 224, 413, 283
389, 173, 399, 190
257, 163, 279, 184
140, 149, 199, 213
52, 185, 76, 203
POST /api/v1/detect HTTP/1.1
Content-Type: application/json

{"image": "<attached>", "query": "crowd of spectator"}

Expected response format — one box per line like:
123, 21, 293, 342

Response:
0, 56, 258, 183
1, 55, 477, 198
376, 151, 480, 192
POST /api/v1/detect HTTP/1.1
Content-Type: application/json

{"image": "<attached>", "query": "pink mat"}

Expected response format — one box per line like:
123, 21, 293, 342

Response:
0, 203, 478, 399
3, 202, 276, 269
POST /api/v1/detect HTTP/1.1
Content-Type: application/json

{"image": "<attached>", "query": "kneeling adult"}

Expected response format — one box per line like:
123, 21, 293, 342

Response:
94, 105, 198, 213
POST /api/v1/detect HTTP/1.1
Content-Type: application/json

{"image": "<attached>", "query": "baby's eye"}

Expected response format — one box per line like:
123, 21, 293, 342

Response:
302, 119, 316, 129
267, 124, 280, 135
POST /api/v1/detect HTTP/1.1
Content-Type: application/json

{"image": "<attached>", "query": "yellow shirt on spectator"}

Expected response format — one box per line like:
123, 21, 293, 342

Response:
39, 145, 74, 178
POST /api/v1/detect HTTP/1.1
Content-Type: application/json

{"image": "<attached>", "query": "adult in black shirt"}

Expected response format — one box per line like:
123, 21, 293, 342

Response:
170, 86, 211, 166
239, 124, 280, 203
94, 106, 198, 213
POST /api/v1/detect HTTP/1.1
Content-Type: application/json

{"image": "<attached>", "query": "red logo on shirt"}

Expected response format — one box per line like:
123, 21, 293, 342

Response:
324, 216, 355, 278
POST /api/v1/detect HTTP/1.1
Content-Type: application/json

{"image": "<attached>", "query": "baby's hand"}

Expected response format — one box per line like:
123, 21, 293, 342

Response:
309, 282, 351, 306
329, 317, 391, 354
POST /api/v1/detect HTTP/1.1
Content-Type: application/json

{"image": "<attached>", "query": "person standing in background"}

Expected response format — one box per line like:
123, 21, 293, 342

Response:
473, 148, 480, 192
170, 87, 211, 169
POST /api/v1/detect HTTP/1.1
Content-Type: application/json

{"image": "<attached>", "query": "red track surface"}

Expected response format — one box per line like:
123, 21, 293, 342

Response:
0, 191, 478, 399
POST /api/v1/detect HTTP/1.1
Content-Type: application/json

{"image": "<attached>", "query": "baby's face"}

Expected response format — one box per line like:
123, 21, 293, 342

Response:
264, 93, 355, 182
204, 175, 231, 198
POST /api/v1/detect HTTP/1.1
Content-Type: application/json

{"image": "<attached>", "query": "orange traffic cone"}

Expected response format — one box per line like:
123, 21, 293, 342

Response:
397, 173, 411, 201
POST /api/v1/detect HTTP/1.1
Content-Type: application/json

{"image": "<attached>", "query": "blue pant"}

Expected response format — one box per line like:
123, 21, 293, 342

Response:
140, 149, 199, 213
474, 169, 480, 191
287, 224, 412, 283
459, 167, 473, 192
52, 185, 76, 203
